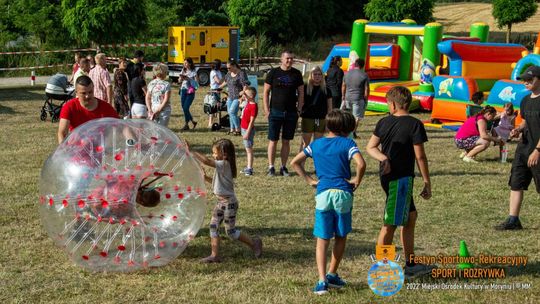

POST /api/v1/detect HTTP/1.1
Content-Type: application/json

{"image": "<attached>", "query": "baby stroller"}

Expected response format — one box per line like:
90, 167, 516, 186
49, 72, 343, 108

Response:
41, 74, 75, 122
203, 90, 229, 131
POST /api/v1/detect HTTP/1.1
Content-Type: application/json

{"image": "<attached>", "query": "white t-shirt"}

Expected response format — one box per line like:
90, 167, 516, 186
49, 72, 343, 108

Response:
210, 70, 223, 90
181, 69, 197, 89
212, 160, 235, 197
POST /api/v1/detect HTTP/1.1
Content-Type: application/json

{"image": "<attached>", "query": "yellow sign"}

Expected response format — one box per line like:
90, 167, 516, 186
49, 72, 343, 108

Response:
376, 244, 396, 261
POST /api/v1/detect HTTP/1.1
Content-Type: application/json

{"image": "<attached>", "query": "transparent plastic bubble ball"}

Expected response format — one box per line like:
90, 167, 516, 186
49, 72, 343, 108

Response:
39, 118, 207, 272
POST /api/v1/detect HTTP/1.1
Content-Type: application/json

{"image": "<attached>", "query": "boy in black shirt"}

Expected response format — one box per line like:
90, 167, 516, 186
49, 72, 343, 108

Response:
495, 65, 540, 230
366, 86, 433, 279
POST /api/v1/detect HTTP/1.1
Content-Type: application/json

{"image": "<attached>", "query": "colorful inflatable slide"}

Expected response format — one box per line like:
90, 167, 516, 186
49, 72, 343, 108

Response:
431, 35, 540, 123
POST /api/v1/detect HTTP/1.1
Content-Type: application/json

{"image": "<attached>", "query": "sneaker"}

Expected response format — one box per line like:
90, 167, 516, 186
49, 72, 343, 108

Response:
494, 217, 523, 230
267, 167, 276, 176
280, 166, 289, 176
312, 281, 329, 295
244, 168, 253, 176
463, 156, 478, 163
252, 237, 263, 258
405, 263, 436, 279
326, 273, 346, 289
459, 151, 467, 159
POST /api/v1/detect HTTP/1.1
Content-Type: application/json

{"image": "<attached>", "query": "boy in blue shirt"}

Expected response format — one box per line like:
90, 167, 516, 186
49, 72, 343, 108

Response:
366, 86, 433, 279
291, 109, 366, 295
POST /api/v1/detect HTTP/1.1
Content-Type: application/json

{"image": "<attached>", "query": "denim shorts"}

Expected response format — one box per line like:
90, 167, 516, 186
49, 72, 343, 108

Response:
350, 100, 367, 119
268, 108, 298, 141
241, 128, 255, 148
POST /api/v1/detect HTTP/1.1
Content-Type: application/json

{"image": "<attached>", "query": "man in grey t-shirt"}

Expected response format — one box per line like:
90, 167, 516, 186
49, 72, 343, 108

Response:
342, 58, 370, 138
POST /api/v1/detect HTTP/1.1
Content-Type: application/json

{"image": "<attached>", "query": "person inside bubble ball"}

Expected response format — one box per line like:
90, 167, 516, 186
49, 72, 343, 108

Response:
58, 75, 119, 144
88, 175, 162, 219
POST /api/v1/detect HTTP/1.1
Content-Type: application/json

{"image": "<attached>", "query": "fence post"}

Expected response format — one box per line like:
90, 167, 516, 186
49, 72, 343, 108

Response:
31, 70, 35, 86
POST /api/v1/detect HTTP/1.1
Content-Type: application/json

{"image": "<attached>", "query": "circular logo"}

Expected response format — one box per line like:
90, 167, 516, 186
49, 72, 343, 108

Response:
367, 259, 404, 296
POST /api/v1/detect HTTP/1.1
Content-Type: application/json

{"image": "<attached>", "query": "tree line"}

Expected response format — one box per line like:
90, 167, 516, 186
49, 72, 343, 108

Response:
0, 0, 369, 49
0, 0, 536, 53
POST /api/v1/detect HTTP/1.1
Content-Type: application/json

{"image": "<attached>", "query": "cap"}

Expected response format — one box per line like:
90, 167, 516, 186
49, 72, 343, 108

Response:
517, 65, 540, 81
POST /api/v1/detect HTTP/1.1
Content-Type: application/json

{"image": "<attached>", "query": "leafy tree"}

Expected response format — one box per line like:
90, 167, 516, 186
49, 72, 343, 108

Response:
61, 0, 148, 45
226, 0, 291, 56
285, 0, 369, 42
185, 9, 229, 26
1, 0, 69, 48
492, 0, 537, 43
364, 0, 434, 25
0, 0, 21, 47
326, 0, 369, 35
143, 0, 229, 41
287, 0, 335, 41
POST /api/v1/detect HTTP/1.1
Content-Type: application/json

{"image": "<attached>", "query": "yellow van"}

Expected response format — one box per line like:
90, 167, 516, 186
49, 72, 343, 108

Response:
168, 26, 240, 85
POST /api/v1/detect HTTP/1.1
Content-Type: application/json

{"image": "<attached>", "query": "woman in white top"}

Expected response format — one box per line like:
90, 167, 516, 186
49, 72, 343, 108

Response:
208, 60, 223, 128
146, 63, 172, 127
179, 57, 198, 130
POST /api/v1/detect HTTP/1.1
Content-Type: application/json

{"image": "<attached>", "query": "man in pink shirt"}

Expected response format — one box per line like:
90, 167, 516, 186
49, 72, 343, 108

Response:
89, 53, 113, 104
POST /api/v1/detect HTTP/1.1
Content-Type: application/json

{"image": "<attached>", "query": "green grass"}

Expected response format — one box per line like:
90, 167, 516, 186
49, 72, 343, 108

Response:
0, 86, 539, 304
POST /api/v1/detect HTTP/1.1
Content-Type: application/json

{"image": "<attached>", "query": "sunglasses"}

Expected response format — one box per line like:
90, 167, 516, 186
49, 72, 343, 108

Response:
524, 78, 537, 85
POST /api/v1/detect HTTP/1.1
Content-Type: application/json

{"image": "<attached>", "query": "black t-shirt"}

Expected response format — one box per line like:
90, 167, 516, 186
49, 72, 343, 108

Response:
126, 61, 145, 81
517, 94, 540, 155
326, 65, 344, 97
265, 67, 304, 112
131, 77, 146, 104
301, 85, 329, 119
374, 115, 428, 181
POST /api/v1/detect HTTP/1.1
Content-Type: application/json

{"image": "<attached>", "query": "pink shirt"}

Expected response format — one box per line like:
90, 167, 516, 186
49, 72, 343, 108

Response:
89, 65, 111, 102
455, 114, 485, 140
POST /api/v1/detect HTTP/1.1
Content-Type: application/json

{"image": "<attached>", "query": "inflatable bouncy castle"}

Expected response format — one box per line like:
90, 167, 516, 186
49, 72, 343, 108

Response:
431, 32, 540, 123
323, 21, 494, 112
347, 19, 443, 112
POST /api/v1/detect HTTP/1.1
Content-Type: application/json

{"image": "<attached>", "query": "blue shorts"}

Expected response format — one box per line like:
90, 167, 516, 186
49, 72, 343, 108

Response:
313, 189, 353, 239
241, 128, 255, 148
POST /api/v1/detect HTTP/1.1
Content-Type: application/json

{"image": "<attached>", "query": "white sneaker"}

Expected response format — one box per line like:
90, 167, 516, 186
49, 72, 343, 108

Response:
463, 156, 478, 163
459, 152, 467, 159
405, 264, 436, 279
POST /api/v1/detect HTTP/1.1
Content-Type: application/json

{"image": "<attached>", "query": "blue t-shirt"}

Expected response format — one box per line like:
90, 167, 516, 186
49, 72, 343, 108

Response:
304, 136, 360, 194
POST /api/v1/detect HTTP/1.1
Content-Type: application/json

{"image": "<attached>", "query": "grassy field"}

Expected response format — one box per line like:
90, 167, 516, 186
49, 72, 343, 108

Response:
0, 84, 539, 304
